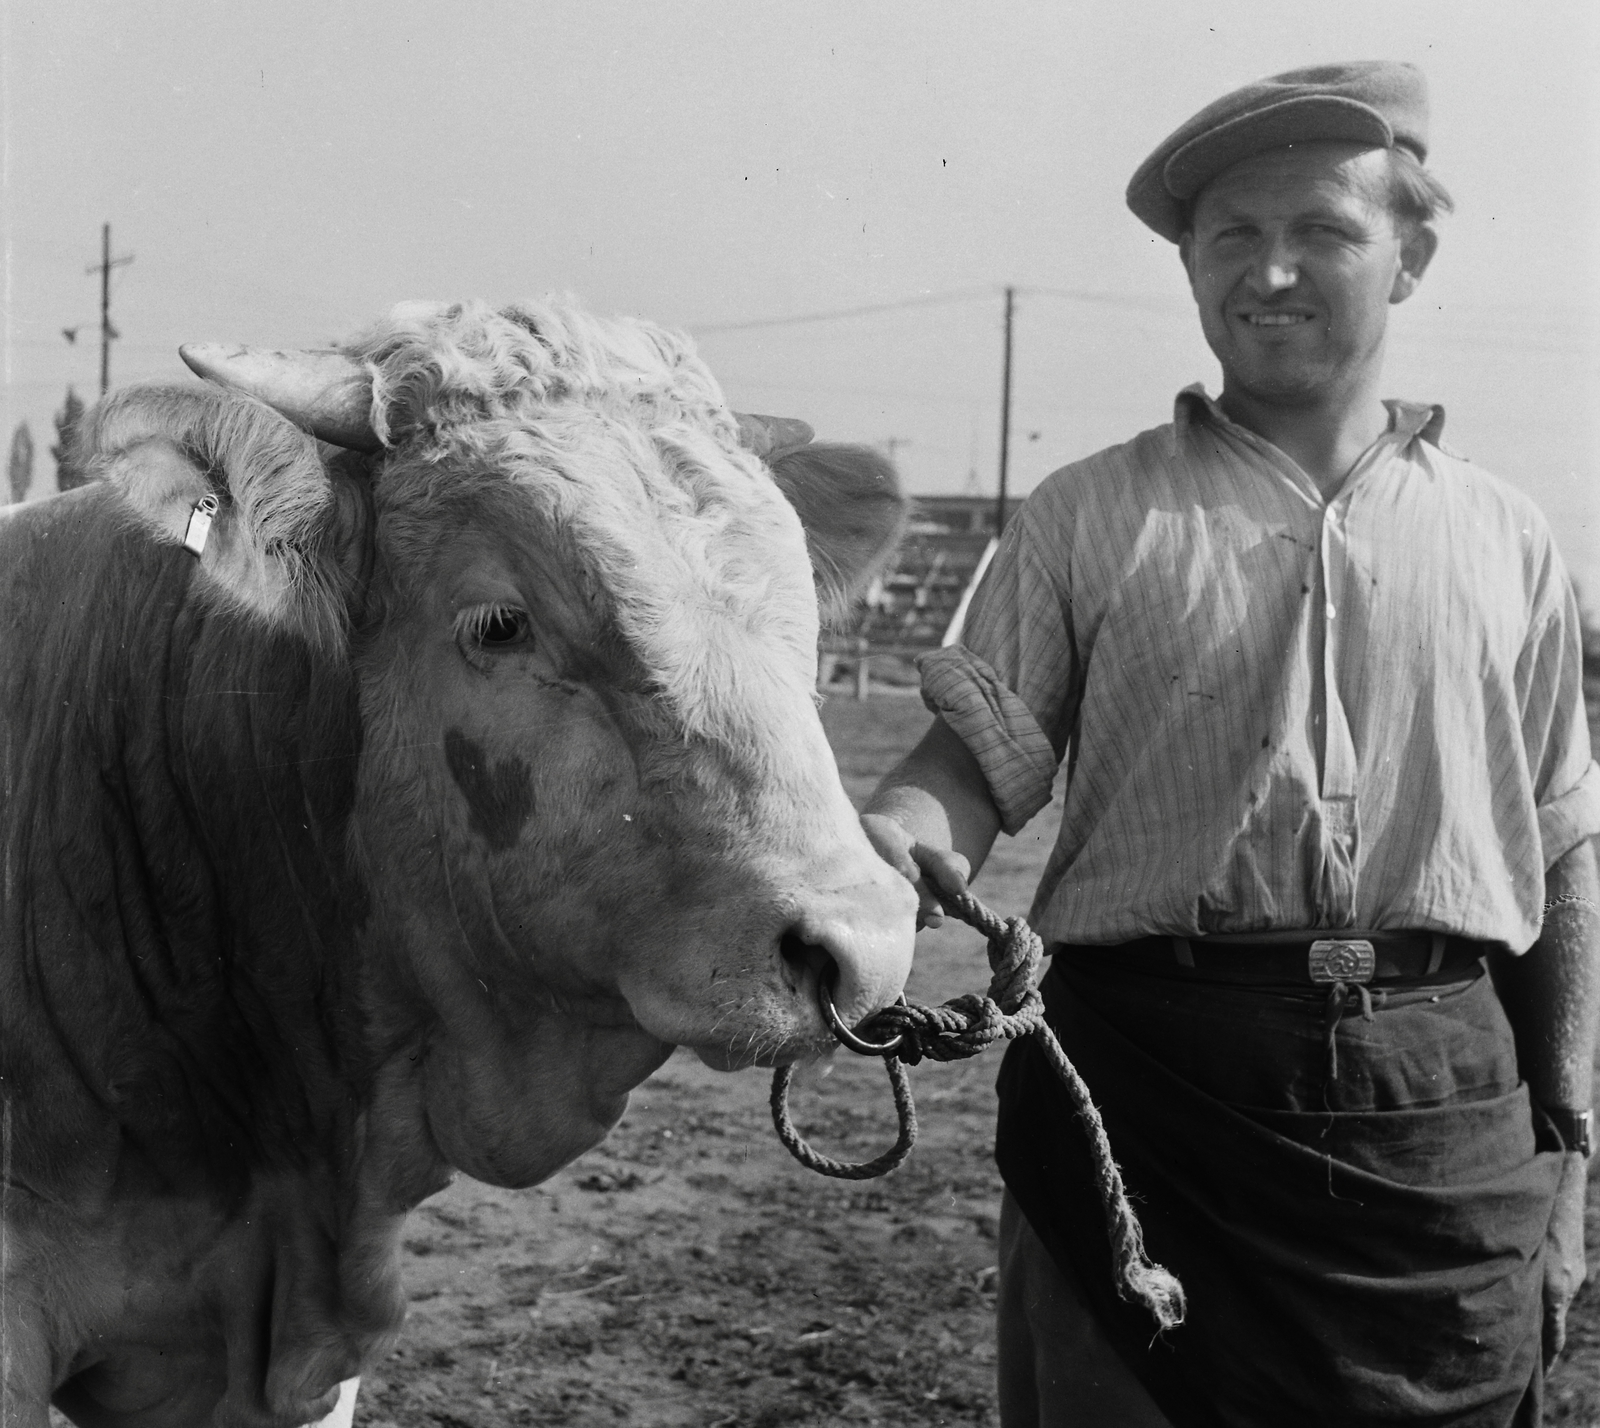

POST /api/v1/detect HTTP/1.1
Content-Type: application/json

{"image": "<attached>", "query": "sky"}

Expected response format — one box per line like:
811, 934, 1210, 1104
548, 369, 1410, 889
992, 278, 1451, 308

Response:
3, 0, 1597, 603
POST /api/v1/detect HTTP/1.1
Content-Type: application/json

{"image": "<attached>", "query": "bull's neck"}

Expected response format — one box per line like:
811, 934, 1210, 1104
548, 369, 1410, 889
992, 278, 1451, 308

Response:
2, 499, 373, 1199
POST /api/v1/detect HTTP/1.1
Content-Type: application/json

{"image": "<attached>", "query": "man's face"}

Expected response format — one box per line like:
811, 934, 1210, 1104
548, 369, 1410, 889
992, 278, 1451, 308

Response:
1179, 143, 1433, 407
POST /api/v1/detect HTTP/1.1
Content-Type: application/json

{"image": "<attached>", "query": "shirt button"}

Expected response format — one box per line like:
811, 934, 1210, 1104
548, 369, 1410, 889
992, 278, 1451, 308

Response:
1326, 603, 1336, 619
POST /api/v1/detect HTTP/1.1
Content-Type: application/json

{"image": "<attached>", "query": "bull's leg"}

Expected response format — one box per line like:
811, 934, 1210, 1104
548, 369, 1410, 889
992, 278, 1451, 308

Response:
303, 1377, 360, 1428
3, 1387, 50, 1428
2, 1302, 54, 1428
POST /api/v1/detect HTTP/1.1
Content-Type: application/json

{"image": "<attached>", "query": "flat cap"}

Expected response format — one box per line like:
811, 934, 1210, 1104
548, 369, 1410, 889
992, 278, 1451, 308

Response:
1127, 61, 1429, 242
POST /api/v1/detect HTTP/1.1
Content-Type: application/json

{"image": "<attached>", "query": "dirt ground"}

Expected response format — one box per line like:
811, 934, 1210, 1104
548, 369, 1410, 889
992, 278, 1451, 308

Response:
355, 690, 1600, 1428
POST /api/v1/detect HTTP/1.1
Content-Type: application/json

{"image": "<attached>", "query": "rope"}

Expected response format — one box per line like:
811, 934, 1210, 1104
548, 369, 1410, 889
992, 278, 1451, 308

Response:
770, 891, 1187, 1333
771, 1056, 917, 1179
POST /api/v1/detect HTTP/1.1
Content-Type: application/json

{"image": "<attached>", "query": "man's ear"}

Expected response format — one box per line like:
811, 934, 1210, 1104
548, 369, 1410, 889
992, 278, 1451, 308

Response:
767, 443, 907, 628
84, 384, 370, 653
1391, 224, 1438, 305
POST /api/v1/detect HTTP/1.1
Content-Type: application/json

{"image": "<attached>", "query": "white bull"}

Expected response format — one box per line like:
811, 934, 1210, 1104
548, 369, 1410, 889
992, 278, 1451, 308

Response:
0, 297, 916, 1427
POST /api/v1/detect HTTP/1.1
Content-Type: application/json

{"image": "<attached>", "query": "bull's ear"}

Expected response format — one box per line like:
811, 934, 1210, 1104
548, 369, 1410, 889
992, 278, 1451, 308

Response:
767, 443, 907, 627
85, 384, 369, 652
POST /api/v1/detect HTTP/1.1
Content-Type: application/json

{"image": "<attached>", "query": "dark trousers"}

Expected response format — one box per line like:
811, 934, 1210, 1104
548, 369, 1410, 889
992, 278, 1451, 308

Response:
996, 953, 1563, 1427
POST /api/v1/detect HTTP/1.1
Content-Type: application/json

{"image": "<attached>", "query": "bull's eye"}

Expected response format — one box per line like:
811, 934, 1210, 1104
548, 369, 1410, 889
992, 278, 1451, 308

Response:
460, 604, 532, 651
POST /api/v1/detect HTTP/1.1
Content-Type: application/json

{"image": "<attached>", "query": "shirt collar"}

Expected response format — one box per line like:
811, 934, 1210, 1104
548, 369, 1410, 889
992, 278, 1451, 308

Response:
1382, 398, 1447, 447
1173, 384, 1447, 449
1172, 384, 1224, 439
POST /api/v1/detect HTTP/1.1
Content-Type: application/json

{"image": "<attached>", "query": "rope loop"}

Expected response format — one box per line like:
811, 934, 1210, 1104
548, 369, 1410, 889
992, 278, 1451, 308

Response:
769, 889, 1186, 1333
770, 1057, 917, 1179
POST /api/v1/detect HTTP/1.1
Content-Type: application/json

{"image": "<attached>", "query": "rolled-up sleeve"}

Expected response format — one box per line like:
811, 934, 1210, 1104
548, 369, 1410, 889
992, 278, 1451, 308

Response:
1519, 562, 1600, 866
1539, 761, 1600, 867
918, 645, 1057, 834
916, 488, 1082, 834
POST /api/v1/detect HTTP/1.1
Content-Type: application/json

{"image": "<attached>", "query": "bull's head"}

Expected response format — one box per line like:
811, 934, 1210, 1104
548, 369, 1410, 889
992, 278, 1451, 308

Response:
87, 298, 917, 1188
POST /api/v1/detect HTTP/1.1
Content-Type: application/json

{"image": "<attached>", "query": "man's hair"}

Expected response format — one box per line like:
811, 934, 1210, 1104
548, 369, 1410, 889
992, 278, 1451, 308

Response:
1181, 146, 1455, 236
1379, 146, 1454, 232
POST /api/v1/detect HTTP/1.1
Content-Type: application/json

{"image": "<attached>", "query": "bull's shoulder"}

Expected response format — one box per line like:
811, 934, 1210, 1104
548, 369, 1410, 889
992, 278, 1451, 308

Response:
0, 409, 370, 1203
0, 482, 127, 587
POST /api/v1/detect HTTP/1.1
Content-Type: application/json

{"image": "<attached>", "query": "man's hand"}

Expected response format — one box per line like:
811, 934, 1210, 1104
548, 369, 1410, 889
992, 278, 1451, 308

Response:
1543, 1150, 1589, 1370
859, 715, 1003, 929
860, 812, 972, 930
1493, 839, 1599, 1372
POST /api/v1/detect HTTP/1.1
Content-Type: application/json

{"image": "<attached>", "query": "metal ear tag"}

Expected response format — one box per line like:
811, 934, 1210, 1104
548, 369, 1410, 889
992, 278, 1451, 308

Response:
182, 493, 220, 557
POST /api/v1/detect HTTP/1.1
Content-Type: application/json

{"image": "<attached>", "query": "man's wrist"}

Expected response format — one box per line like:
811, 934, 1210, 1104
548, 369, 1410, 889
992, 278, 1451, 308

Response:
1541, 1105, 1595, 1158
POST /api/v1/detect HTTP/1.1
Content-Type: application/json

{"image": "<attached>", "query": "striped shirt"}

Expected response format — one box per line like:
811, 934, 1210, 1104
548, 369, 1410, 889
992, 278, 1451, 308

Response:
922, 387, 1600, 953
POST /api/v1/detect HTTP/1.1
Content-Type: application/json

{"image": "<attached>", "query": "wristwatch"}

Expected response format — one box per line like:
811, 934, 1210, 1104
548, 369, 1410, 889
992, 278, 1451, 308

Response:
1544, 1106, 1595, 1158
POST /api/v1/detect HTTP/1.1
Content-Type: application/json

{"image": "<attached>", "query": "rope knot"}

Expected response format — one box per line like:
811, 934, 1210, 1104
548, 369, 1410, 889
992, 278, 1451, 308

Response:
771, 891, 1186, 1333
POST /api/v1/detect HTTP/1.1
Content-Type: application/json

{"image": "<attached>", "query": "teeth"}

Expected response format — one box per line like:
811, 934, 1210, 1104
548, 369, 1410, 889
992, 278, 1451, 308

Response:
1247, 313, 1309, 326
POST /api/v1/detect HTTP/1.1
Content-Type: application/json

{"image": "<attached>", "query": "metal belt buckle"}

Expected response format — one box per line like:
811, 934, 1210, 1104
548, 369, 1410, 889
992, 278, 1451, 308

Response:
1308, 938, 1375, 984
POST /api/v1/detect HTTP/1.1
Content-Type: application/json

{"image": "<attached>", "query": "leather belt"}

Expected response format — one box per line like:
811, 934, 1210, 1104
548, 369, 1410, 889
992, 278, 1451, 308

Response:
1063, 932, 1491, 987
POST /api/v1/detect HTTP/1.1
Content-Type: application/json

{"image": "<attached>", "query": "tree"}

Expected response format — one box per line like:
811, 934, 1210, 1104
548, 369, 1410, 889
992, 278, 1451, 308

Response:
52, 388, 88, 492
7, 422, 33, 504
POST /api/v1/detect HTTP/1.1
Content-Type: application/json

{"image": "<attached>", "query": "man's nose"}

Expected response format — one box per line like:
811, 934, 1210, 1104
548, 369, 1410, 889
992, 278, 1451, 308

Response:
1247, 234, 1299, 295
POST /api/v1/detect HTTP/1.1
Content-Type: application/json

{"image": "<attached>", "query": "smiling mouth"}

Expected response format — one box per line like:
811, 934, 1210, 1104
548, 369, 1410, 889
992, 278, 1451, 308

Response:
1242, 312, 1314, 327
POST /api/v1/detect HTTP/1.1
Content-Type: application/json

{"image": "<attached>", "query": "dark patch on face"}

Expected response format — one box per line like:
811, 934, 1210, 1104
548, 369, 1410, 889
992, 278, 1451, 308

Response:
444, 729, 535, 852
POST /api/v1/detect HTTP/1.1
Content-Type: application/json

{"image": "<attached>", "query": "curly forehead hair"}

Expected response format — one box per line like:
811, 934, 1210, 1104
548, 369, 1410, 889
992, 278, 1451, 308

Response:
1182, 146, 1454, 236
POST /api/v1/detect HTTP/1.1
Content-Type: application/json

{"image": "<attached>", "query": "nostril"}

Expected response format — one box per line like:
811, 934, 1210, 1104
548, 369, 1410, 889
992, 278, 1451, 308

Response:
779, 930, 835, 996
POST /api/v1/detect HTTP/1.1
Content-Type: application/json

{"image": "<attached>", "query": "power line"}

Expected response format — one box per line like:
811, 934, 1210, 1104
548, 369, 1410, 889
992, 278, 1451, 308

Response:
693, 283, 1195, 337
1017, 284, 1180, 313
715, 377, 976, 405
691, 287, 993, 334
9, 339, 175, 352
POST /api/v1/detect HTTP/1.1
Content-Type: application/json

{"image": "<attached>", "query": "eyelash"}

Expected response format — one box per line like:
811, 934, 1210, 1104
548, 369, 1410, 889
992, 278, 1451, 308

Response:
457, 604, 533, 649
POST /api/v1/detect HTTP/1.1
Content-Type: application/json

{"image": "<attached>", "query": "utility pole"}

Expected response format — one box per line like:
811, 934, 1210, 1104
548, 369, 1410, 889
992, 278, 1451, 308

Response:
994, 285, 1015, 537
87, 224, 135, 396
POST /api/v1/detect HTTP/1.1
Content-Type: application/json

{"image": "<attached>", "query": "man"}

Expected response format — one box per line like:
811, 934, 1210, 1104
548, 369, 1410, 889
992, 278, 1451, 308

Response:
862, 62, 1600, 1426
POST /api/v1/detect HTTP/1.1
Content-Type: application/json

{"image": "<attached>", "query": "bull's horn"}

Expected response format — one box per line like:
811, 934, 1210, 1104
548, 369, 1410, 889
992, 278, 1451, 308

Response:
179, 343, 381, 453
734, 412, 814, 460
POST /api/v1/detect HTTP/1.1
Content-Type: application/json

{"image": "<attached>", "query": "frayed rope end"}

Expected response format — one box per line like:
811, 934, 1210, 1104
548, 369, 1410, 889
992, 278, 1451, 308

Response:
1120, 1262, 1187, 1333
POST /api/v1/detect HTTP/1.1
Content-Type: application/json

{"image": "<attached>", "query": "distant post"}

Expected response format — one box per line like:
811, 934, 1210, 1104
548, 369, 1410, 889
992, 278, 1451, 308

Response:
995, 285, 1015, 537
86, 224, 134, 397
